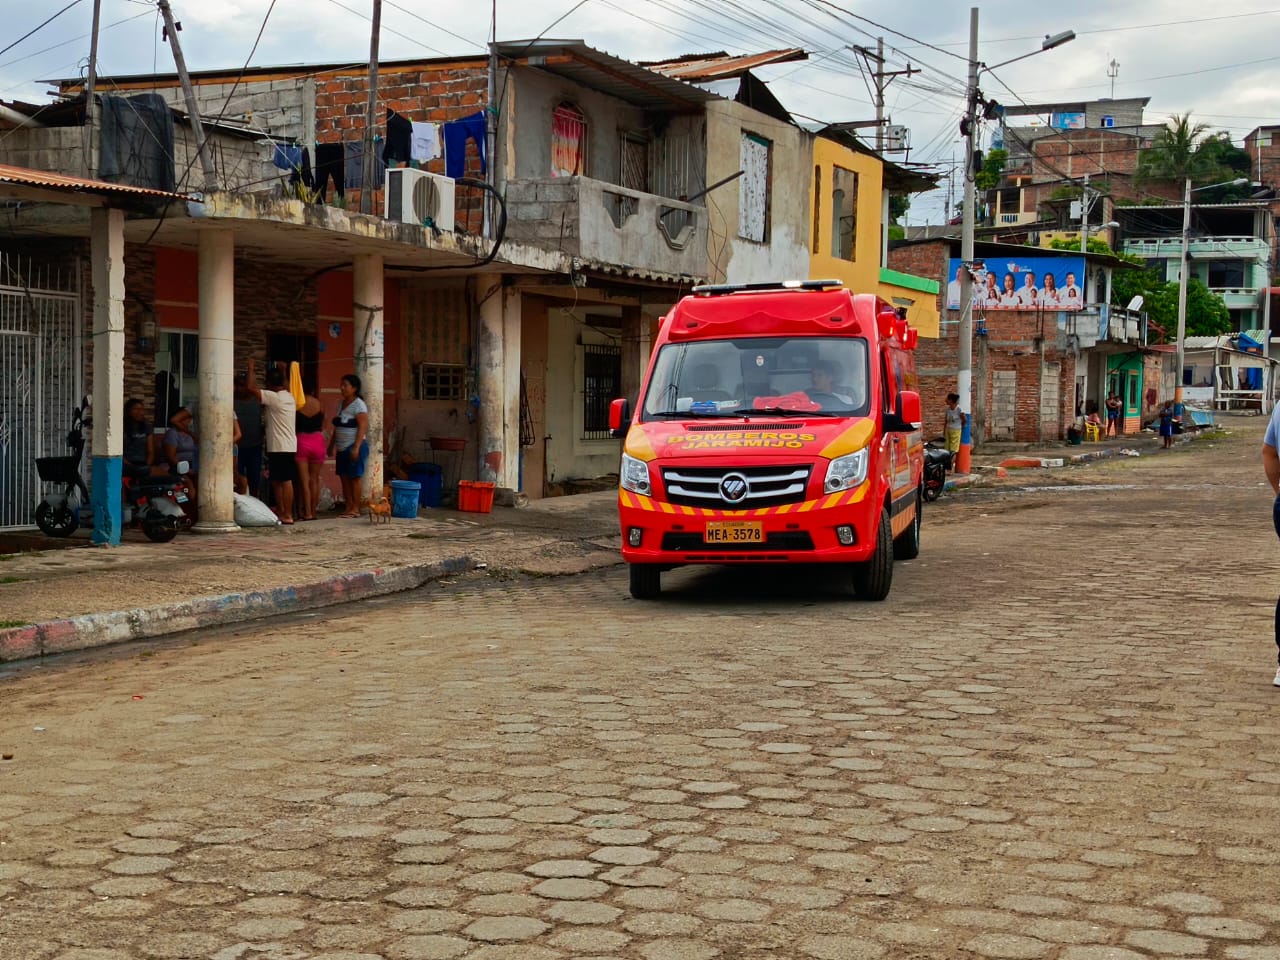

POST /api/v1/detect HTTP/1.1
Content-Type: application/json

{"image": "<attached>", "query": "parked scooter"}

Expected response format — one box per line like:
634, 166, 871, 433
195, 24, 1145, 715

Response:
122, 469, 192, 543
34, 398, 92, 537
35, 400, 192, 543
923, 439, 953, 502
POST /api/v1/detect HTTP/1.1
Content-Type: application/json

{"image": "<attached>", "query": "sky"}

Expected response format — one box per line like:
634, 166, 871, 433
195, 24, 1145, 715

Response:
1, 0, 1277, 224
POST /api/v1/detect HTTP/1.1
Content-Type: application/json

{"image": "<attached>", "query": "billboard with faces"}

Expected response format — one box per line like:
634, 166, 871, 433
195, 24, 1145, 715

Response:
946, 257, 1087, 311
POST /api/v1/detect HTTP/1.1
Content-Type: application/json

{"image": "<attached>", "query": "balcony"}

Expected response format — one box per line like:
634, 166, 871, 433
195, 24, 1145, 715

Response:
504, 176, 707, 278
1123, 235, 1270, 260
1210, 287, 1264, 310
1063, 307, 1144, 349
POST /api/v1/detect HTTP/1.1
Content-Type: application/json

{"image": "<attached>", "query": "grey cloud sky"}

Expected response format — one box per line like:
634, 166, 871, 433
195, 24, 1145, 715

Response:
2, 0, 1276, 223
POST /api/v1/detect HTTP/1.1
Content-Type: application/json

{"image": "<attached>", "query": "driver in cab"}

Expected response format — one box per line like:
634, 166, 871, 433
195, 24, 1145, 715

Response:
809, 360, 853, 406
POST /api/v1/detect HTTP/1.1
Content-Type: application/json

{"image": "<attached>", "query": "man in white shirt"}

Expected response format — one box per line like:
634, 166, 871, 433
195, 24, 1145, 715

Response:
245, 359, 298, 524
946, 265, 965, 310
1017, 272, 1040, 306
1060, 271, 1083, 308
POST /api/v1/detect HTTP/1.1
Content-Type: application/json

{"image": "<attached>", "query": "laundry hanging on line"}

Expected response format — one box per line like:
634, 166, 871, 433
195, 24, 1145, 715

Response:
344, 140, 387, 191
382, 109, 412, 165
443, 111, 487, 179
313, 142, 344, 200
410, 121, 441, 163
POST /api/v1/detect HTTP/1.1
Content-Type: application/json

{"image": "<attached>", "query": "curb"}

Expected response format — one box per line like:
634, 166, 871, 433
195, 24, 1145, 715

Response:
0, 555, 474, 664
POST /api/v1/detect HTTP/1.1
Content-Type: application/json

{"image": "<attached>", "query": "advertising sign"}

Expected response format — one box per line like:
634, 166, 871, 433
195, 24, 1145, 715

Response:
1052, 111, 1086, 130
947, 257, 1086, 311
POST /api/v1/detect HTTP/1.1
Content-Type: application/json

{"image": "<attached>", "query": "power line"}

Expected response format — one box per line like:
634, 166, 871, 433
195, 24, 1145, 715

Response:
0, 0, 85, 61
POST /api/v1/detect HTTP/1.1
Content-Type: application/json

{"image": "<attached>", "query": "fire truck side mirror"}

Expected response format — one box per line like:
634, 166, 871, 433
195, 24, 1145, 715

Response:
891, 391, 922, 431
609, 398, 631, 438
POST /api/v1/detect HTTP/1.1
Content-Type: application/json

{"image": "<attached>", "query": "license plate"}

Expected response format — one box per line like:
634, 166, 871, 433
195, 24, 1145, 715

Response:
704, 520, 763, 544
175, 493, 189, 504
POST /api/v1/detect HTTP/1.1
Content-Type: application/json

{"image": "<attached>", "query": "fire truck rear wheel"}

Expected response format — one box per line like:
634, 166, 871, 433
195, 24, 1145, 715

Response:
629, 563, 661, 599
851, 507, 893, 600
893, 487, 922, 561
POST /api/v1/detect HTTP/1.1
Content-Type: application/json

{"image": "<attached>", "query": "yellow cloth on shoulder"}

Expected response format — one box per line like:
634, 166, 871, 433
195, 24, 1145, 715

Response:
288, 361, 305, 408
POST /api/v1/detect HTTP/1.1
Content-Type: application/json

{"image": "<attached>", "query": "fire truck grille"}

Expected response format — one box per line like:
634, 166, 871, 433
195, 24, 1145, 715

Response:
660, 531, 816, 553
661, 464, 811, 510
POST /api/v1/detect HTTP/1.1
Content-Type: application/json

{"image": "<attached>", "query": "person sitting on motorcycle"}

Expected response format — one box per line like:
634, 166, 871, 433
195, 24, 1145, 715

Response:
163, 406, 199, 478
123, 398, 170, 481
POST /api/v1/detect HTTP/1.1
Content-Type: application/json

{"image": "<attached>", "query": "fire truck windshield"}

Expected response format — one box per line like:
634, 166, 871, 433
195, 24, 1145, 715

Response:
641, 337, 870, 419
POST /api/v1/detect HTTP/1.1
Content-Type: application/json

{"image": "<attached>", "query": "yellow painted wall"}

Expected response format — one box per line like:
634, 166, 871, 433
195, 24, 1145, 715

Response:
809, 139, 883, 291
808, 137, 940, 338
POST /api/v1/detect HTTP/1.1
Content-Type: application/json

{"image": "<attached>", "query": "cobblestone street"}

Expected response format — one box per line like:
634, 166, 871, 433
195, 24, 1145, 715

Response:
3, 420, 1280, 960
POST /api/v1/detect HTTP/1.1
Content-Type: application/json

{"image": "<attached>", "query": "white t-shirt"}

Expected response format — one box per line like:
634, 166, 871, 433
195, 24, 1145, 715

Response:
334, 397, 369, 451
260, 389, 297, 453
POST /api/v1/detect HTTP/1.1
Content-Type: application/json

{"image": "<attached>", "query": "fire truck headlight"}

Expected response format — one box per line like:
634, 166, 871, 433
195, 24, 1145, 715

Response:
620, 453, 652, 496
825, 449, 868, 492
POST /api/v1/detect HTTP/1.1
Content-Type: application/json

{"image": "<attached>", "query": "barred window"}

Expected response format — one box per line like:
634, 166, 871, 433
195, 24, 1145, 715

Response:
415, 362, 467, 401
582, 343, 621, 440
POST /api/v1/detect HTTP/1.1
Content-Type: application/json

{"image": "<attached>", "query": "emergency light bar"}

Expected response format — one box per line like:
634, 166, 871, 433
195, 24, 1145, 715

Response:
692, 279, 845, 296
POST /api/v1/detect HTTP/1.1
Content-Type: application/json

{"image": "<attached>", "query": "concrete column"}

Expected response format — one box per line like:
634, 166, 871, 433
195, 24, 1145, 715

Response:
477, 277, 519, 492
89, 207, 125, 546
193, 227, 238, 533
353, 254, 385, 498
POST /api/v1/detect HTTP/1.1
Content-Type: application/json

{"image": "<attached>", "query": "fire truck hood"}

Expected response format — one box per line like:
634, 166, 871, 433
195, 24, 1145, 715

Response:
624, 417, 876, 463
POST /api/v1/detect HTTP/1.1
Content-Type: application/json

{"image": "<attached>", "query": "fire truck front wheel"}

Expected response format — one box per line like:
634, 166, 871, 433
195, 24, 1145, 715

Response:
851, 507, 893, 600
629, 563, 662, 600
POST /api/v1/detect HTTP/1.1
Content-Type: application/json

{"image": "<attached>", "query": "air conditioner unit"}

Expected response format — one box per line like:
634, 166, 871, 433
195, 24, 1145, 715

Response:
384, 167, 455, 232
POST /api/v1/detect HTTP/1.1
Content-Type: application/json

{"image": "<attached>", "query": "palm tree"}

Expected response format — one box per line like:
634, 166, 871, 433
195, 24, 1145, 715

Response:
1135, 114, 1226, 187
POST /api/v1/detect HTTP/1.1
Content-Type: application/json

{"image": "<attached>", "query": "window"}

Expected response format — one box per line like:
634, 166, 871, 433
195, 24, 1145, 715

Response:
551, 104, 587, 177
1207, 260, 1246, 289
738, 132, 771, 242
415, 363, 467, 401
832, 166, 859, 261
582, 343, 621, 439
155, 330, 198, 425
615, 133, 649, 221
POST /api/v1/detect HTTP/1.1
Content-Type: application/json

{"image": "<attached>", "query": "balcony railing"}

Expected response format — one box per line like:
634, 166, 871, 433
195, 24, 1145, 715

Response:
1123, 236, 1270, 259
1064, 307, 1145, 348
504, 176, 708, 278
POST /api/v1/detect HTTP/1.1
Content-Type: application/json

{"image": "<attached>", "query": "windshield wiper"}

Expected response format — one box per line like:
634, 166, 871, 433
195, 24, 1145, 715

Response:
737, 406, 843, 417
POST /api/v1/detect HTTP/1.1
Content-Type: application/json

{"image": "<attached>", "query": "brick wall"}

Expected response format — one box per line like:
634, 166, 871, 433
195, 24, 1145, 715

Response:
315, 63, 489, 231
889, 241, 1081, 442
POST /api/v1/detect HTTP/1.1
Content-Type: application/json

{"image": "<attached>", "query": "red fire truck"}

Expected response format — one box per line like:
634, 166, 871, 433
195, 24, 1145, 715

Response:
608, 280, 924, 600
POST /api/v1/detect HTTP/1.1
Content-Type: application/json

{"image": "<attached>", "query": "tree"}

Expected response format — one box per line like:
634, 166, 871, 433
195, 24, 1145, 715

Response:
975, 148, 1007, 191
1110, 268, 1230, 339
1135, 113, 1251, 194
1048, 235, 1124, 257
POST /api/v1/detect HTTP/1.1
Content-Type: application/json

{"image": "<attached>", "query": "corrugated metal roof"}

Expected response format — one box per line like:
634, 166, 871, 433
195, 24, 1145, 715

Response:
0, 163, 188, 201
643, 49, 807, 82
494, 40, 718, 110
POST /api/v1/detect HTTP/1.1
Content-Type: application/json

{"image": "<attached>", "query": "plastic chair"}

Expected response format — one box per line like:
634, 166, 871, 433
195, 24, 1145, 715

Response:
1084, 421, 1102, 442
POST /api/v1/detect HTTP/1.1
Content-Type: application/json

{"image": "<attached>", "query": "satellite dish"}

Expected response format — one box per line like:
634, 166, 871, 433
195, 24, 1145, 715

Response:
1126, 295, 1144, 311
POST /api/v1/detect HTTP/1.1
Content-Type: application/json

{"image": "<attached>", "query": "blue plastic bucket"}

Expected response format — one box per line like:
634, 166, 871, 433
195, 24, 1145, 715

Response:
389, 480, 420, 519
407, 463, 443, 507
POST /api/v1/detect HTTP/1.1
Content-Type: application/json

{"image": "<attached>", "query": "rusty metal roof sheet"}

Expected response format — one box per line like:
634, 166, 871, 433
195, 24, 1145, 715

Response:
494, 40, 718, 111
0, 163, 188, 201
642, 48, 807, 81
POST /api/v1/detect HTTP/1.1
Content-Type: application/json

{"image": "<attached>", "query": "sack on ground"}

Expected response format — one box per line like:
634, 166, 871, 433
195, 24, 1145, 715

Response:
234, 492, 280, 526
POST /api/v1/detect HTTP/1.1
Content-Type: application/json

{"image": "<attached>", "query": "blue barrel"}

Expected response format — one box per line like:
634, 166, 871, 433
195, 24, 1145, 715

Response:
407, 462, 443, 507
389, 480, 421, 519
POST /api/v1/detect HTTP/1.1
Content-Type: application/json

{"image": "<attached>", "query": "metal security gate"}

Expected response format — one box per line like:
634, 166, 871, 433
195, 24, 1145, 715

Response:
0, 254, 82, 530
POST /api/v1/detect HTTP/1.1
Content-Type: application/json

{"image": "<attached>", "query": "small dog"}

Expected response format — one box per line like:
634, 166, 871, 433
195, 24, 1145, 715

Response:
366, 485, 392, 524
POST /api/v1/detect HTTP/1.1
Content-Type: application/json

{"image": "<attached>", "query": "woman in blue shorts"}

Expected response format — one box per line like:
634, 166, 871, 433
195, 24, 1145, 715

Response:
328, 373, 369, 518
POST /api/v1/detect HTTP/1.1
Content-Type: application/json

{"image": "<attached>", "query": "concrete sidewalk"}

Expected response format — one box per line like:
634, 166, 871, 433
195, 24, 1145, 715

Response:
0, 491, 623, 663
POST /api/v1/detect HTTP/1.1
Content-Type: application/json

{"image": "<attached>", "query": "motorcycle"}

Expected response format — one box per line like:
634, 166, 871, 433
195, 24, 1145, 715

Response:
35, 400, 192, 543
34, 398, 91, 537
923, 440, 953, 502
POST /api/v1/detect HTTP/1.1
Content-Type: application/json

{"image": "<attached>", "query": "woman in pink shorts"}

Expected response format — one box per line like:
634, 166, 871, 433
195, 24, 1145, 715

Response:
294, 382, 326, 520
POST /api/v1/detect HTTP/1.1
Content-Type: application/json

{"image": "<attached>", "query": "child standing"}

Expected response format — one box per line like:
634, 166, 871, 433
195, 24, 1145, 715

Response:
1158, 400, 1176, 449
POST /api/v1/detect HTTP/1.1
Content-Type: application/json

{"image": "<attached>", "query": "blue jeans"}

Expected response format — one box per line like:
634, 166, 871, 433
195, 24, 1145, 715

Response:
1273, 496, 1280, 664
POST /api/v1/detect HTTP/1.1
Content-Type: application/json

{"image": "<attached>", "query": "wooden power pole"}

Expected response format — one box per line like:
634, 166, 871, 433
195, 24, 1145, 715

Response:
361, 0, 383, 214
157, 0, 218, 192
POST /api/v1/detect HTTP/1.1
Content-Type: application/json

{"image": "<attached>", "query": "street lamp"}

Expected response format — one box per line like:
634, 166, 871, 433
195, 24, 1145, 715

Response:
1173, 176, 1250, 405
956, 9, 1073, 472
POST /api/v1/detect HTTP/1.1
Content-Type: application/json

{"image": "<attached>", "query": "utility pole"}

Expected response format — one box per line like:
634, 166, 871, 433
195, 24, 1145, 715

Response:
157, 0, 217, 192
82, 0, 102, 178
853, 38, 917, 154
957, 7, 979, 468
361, 0, 383, 215
1079, 173, 1090, 257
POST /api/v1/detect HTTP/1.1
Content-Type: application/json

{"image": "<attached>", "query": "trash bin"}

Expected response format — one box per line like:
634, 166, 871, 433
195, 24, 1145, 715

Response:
407, 462, 442, 507
458, 480, 495, 513
389, 480, 421, 519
